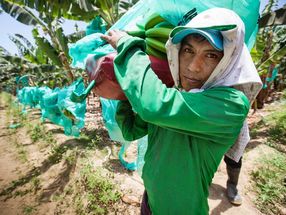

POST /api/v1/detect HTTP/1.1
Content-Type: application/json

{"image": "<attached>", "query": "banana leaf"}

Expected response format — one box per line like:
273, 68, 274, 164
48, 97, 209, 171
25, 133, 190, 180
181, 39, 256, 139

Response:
35, 36, 62, 66
0, 0, 44, 26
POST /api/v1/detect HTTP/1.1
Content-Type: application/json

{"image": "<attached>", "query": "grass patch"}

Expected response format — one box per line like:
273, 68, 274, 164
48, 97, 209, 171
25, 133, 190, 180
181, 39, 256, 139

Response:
28, 123, 56, 144
263, 103, 286, 152
17, 146, 28, 162
29, 124, 43, 143
73, 160, 121, 214
251, 152, 286, 215
22, 204, 37, 215
0, 92, 29, 162
1, 92, 27, 126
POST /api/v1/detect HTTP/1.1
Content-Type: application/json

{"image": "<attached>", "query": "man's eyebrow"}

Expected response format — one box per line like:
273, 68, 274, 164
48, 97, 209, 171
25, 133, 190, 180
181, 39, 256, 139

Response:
204, 49, 222, 53
182, 42, 222, 53
181, 42, 193, 48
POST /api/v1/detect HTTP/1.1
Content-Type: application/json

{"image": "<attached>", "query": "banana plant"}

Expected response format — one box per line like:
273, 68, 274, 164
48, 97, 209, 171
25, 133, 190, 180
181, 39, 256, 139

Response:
0, 0, 75, 81
8, 34, 43, 64
0, 54, 68, 90
251, 0, 286, 108
3, 0, 139, 27
0, 0, 139, 84
259, 6, 286, 28
252, 19, 286, 75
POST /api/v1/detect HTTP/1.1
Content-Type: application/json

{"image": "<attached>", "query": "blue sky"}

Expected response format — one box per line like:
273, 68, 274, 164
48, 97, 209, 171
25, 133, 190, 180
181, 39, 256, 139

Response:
0, 0, 285, 55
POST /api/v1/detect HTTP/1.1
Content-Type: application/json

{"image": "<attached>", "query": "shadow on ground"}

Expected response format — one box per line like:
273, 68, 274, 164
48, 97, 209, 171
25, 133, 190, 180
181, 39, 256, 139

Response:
209, 183, 240, 215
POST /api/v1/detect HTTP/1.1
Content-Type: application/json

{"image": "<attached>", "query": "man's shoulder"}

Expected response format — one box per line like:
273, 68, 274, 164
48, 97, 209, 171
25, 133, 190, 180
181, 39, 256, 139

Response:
202, 86, 250, 107
204, 86, 246, 96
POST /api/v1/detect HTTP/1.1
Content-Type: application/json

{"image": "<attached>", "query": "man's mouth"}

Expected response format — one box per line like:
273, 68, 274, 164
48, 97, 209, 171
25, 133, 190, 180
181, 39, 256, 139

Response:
183, 76, 201, 84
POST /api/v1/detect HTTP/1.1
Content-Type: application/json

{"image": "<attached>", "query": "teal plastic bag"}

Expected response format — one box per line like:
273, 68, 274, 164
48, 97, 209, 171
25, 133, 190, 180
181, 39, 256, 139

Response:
69, 33, 114, 69
152, 0, 260, 45
100, 98, 128, 143
69, 0, 259, 71
17, 78, 87, 137
86, 16, 107, 36
69, 0, 154, 70
57, 78, 86, 136
100, 97, 148, 172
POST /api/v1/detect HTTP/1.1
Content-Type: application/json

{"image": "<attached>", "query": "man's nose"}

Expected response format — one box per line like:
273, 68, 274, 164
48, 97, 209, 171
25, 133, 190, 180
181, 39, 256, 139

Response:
187, 56, 202, 73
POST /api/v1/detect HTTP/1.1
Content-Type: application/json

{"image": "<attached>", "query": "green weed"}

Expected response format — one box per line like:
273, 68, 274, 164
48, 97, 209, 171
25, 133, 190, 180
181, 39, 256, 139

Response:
74, 161, 121, 214
31, 177, 41, 193
18, 147, 28, 162
264, 103, 286, 152
1, 92, 26, 127
22, 204, 37, 215
251, 152, 286, 215
11, 134, 28, 162
14, 189, 30, 197
30, 124, 43, 143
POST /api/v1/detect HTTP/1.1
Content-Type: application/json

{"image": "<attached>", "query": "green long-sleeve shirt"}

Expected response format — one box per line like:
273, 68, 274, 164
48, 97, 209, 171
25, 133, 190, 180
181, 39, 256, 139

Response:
114, 35, 250, 215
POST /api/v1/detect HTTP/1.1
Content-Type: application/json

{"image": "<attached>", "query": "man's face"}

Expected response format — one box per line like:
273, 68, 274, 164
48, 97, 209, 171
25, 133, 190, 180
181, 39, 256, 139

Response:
178, 34, 223, 91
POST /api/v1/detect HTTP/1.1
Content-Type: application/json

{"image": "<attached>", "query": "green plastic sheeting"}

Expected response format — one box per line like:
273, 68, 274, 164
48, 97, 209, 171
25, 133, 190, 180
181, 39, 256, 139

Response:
86, 16, 107, 36
100, 97, 147, 172
17, 78, 87, 136
69, 0, 259, 71
152, 0, 260, 45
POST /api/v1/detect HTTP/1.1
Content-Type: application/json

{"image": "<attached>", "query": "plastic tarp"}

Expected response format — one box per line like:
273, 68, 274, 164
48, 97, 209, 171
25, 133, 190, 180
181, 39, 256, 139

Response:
69, 0, 259, 69
17, 78, 87, 136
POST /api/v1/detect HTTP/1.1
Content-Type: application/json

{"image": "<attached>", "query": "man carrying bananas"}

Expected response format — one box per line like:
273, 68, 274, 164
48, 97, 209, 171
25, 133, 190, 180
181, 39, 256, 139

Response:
101, 8, 261, 215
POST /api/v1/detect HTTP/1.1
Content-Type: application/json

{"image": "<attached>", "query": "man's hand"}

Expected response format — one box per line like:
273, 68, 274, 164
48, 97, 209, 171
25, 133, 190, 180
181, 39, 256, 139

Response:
101, 30, 128, 50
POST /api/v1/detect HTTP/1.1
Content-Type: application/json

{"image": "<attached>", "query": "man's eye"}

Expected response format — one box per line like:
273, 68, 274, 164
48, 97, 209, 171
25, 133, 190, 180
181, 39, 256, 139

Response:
206, 53, 218, 59
184, 48, 193, 53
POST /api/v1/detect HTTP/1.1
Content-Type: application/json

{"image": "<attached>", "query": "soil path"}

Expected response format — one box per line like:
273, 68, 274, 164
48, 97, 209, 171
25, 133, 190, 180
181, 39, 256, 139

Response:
0, 95, 274, 215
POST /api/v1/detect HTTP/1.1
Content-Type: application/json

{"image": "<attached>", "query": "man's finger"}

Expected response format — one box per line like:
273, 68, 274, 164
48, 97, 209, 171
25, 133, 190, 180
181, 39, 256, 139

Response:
108, 30, 115, 36
100, 34, 109, 41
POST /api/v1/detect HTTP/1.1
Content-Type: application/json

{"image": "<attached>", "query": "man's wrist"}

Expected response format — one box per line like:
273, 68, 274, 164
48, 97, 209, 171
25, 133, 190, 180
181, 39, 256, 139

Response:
116, 35, 134, 50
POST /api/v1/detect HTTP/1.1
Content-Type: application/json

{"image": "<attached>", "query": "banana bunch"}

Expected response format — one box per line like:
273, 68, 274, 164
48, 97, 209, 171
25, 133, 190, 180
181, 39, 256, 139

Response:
127, 13, 175, 59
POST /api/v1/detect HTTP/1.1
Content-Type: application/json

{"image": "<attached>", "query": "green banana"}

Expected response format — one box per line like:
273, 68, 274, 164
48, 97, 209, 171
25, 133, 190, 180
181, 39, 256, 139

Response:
144, 13, 165, 30
136, 21, 145, 30
154, 21, 175, 29
156, 37, 169, 44
146, 44, 167, 59
127, 29, 146, 38
145, 27, 172, 39
145, 38, 166, 53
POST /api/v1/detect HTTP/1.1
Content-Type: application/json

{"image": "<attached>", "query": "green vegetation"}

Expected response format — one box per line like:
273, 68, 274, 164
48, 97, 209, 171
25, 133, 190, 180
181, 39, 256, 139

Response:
265, 103, 286, 142
29, 124, 44, 143
13, 139, 28, 162
74, 160, 121, 214
22, 204, 37, 215
0, 92, 28, 162
1, 92, 26, 125
250, 91, 286, 153
0, 0, 139, 90
250, 91, 286, 214
30, 177, 41, 193
251, 152, 286, 215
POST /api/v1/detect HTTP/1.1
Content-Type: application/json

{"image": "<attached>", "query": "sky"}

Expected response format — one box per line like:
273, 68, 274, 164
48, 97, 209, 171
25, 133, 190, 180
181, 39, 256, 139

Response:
0, 0, 285, 55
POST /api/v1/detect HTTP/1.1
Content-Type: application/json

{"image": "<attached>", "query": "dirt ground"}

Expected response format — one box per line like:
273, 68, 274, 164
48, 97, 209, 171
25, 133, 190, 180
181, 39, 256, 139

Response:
0, 94, 279, 215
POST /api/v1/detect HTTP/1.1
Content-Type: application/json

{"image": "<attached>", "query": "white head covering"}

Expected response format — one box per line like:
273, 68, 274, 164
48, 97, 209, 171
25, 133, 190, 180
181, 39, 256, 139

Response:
166, 8, 262, 161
